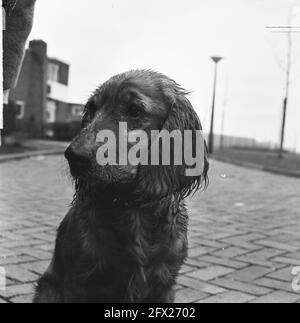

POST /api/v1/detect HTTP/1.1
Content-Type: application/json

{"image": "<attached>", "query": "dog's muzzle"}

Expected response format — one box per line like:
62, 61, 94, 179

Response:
65, 145, 91, 176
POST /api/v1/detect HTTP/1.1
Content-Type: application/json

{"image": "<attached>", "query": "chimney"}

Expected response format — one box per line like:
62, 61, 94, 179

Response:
29, 40, 47, 64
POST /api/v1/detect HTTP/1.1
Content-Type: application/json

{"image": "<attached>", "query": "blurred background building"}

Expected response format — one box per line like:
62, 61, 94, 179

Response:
5, 40, 84, 140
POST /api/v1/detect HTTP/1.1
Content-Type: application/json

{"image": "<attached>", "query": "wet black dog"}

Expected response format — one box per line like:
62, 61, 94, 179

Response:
34, 70, 209, 303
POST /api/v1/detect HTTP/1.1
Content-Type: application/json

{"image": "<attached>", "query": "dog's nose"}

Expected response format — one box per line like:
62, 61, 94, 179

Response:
65, 146, 91, 175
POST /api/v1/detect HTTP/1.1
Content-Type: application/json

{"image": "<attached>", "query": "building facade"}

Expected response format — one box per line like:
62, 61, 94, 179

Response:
8, 40, 84, 138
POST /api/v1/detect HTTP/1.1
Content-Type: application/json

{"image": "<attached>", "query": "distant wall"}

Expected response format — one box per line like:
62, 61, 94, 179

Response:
205, 133, 274, 151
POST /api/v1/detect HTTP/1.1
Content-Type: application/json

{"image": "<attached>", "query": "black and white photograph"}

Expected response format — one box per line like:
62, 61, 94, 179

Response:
1, 0, 300, 307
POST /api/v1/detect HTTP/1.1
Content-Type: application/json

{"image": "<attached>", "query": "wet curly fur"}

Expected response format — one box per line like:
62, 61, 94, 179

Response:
34, 70, 209, 303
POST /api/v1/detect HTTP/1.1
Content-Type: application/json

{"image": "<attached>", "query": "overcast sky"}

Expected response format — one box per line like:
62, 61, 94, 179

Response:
30, 0, 300, 152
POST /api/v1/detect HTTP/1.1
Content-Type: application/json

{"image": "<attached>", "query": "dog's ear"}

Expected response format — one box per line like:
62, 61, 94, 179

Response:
137, 85, 209, 200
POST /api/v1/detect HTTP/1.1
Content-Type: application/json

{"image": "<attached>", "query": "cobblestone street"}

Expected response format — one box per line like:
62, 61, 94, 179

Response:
1, 155, 300, 303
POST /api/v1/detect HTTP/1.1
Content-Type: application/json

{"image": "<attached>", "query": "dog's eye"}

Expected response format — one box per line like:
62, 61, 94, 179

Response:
127, 104, 142, 119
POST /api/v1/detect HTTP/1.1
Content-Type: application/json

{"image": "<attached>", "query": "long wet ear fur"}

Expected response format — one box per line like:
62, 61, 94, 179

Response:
137, 80, 209, 201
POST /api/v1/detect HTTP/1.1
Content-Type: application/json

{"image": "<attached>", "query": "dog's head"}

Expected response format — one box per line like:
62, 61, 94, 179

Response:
65, 70, 209, 201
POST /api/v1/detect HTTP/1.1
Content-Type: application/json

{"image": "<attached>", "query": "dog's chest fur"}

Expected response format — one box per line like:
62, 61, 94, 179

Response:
55, 200, 188, 303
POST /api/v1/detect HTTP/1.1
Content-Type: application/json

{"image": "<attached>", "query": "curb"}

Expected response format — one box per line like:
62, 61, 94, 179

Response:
0, 149, 65, 164
212, 155, 300, 179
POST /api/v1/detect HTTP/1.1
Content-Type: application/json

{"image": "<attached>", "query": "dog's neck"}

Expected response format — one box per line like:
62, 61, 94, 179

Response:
103, 194, 178, 211
73, 182, 182, 213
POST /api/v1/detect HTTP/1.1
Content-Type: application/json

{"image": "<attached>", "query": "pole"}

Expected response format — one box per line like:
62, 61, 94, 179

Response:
208, 57, 222, 154
208, 63, 217, 154
278, 14, 292, 158
220, 108, 225, 150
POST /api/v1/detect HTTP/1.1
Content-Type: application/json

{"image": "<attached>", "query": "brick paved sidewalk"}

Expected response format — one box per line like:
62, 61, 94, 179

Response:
1, 156, 300, 303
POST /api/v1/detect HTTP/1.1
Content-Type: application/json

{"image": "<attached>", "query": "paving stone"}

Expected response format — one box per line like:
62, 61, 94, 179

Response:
212, 247, 251, 259
190, 238, 227, 249
212, 277, 273, 296
0, 255, 37, 266
254, 277, 295, 293
221, 234, 266, 250
0, 298, 8, 303
0, 248, 19, 258
267, 267, 294, 282
179, 265, 199, 274
200, 255, 248, 269
187, 266, 234, 282
286, 251, 300, 259
236, 249, 287, 268
204, 232, 242, 241
254, 240, 299, 253
198, 291, 255, 303
10, 294, 34, 303
184, 258, 210, 268
12, 247, 52, 260
178, 276, 226, 295
228, 266, 275, 282
188, 246, 216, 258
0, 284, 34, 299
20, 261, 50, 275
36, 244, 55, 252
0, 239, 45, 249
272, 257, 300, 266
175, 288, 209, 303
28, 232, 56, 243
250, 291, 300, 303
4, 265, 40, 283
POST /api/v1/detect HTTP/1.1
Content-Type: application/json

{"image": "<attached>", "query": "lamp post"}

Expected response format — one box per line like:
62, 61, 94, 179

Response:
278, 11, 293, 158
208, 56, 223, 155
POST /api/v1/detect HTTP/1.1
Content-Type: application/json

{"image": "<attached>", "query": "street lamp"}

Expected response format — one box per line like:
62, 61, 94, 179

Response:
208, 56, 223, 155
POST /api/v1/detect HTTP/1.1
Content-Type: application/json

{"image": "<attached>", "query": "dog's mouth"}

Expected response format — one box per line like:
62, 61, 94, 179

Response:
65, 146, 91, 178
68, 160, 90, 178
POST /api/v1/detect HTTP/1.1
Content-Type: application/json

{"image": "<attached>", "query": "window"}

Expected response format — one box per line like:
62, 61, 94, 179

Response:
47, 63, 59, 82
15, 101, 25, 120
46, 100, 57, 123
47, 84, 51, 95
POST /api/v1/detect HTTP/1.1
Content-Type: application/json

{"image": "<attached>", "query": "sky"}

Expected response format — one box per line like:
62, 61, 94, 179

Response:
29, 0, 300, 152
